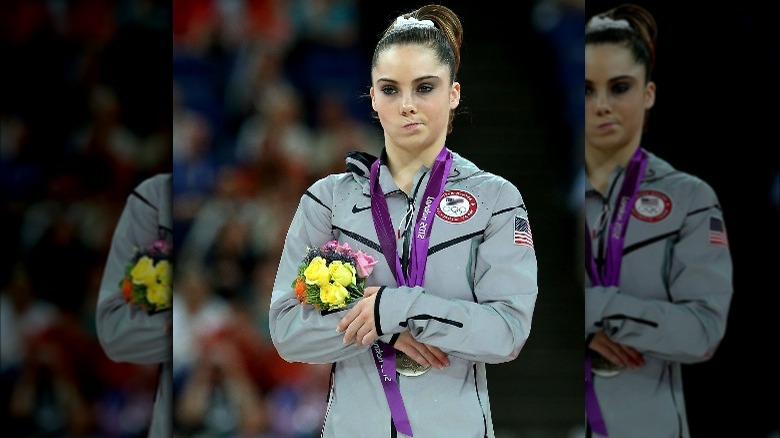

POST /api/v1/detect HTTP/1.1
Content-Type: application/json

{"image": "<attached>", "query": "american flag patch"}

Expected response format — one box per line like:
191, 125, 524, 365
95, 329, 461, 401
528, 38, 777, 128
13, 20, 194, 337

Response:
514, 216, 534, 248
709, 217, 728, 247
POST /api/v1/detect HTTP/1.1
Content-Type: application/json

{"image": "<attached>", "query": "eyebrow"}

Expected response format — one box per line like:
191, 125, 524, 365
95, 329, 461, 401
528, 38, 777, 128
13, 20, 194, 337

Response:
375, 74, 441, 84
585, 75, 638, 86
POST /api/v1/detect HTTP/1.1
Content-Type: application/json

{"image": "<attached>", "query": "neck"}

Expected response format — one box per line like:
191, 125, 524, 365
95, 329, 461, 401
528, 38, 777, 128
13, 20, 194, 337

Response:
585, 143, 640, 194
385, 143, 444, 194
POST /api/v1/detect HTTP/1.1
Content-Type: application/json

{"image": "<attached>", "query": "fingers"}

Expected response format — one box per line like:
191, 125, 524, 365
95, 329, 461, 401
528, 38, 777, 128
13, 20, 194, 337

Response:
337, 295, 376, 346
423, 343, 450, 369
415, 343, 448, 369
589, 331, 644, 369
393, 332, 450, 369
616, 343, 645, 368
363, 286, 380, 297
336, 304, 360, 333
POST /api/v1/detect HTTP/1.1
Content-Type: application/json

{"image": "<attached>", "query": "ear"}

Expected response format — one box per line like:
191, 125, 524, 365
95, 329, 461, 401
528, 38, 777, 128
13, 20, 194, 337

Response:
450, 82, 461, 110
644, 81, 656, 110
370, 87, 377, 112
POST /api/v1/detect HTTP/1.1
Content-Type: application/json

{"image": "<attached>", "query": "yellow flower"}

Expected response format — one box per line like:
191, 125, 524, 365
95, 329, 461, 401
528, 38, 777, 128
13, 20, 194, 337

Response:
320, 282, 350, 308
155, 260, 172, 287
328, 261, 356, 287
304, 256, 330, 288
131, 256, 157, 287
147, 282, 172, 308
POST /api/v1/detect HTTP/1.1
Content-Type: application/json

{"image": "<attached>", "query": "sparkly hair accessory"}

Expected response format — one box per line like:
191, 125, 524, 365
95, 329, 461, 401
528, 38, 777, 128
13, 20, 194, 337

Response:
394, 16, 435, 29
586, 16, 632, 33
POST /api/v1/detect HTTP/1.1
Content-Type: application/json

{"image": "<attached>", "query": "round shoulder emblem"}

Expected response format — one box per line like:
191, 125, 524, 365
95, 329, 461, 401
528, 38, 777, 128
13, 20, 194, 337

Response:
631, 190, 672, 222
436, 190, 478, 223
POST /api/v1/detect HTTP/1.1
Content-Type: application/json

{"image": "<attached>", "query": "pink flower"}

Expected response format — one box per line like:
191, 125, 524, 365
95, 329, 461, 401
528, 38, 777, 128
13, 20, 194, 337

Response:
325, 240, 353, 255
354, 251, 379, 278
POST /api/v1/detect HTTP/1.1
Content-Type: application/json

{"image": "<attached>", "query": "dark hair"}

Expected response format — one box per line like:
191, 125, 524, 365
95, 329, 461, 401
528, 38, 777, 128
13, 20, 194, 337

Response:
586, 3, 657, 82
371, 4, 463, 133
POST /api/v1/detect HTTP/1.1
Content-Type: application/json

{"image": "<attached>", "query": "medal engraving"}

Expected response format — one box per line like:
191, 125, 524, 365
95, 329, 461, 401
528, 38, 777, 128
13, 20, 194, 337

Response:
396, 351, 431, 377
590, 351, 624, 377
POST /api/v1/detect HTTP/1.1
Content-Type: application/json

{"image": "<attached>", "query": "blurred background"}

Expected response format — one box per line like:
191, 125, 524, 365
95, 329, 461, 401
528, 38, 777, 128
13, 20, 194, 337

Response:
585, 1, 780, 437
1, 0, 172, 437
3, 0, 585, 437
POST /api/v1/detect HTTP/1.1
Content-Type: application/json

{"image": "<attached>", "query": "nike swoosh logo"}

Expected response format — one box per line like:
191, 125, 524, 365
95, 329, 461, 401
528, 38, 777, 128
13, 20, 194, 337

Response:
352, 204, 372, 214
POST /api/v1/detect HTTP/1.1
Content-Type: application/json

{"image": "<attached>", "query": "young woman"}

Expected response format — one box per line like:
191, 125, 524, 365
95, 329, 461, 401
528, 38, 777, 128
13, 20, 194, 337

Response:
269, 4, 538, 437
584, 4, 733, 437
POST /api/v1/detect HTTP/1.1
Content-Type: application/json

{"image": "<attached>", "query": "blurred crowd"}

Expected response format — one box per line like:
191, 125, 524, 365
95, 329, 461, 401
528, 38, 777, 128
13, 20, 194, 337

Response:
170, 1, 381, 437
2, 1, 171, 437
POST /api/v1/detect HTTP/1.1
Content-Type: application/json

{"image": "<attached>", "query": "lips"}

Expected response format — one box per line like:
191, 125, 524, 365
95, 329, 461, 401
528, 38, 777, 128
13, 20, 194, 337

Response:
596, 121, 616, 131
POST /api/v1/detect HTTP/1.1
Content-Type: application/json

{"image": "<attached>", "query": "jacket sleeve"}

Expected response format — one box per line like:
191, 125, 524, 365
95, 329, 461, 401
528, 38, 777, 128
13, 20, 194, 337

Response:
375, 181, 538, 364
269, 177, 375, 364
95, 176, 172, 364
585, 180, 733, 363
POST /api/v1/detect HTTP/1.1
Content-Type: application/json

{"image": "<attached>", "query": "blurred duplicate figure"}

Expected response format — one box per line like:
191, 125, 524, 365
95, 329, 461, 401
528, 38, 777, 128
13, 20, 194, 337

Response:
584, 4, 733, 437
269, 4, 537, 437
96, 173, 173, 437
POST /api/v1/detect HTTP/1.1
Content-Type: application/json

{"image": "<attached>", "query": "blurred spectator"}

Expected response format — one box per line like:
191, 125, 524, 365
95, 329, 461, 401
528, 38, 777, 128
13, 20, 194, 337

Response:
234, 82, 314, 191
175, 326, 267, 437
310, 91, 382, 176
171, 267, 232, 395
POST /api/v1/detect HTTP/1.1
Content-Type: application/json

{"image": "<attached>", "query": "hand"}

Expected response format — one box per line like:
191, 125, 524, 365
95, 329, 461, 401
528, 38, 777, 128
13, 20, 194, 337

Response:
337, 290, 379, 346
588, 330, 645, 369
393, 332, 450, 370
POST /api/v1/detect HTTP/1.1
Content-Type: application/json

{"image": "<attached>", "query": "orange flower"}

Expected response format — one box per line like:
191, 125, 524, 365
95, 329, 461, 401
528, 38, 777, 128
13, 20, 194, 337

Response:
294, 277, 307, 302
121, 276, 134, 302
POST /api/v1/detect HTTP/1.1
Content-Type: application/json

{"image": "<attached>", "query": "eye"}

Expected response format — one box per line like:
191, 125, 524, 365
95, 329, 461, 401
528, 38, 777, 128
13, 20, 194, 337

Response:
417, 84, 434, 93
585, 85, 593, 96
611, 82, 630, 94
381, 86, 397, 95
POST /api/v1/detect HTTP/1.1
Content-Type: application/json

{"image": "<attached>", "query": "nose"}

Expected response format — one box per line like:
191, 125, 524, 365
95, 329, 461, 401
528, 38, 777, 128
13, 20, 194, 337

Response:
400, 94, 416, 115
594, 92, 610, 116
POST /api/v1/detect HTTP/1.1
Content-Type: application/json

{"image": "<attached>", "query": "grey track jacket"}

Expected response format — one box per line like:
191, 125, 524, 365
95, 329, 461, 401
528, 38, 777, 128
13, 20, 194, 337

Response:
270, 150, 538, 437
585, 150, 733, 438
96, 173, 172, 438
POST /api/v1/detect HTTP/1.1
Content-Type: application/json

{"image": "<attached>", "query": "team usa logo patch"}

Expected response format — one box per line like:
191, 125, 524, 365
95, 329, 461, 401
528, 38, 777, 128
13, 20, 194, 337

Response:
513, 216, 534, 248
436, 190, 478, 223
631, 190, 672, 222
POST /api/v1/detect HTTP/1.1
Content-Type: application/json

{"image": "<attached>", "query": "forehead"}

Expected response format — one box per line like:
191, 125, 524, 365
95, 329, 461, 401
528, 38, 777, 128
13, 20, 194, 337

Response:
372, 44, 448, 80
585, 43, 645, 81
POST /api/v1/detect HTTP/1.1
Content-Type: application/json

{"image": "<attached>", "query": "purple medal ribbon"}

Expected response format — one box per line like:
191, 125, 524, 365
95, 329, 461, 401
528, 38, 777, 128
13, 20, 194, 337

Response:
368, 146, 453, 437
584, 146, 648, 436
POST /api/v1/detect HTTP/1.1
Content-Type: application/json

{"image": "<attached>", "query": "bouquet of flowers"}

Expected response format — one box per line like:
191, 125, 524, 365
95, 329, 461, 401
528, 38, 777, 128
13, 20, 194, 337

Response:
120, 238, 172, 313
293, 240, 378, 311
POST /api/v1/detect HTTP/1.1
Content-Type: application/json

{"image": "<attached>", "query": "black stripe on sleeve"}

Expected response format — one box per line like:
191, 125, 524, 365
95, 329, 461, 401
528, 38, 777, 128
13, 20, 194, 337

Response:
622, 230, 679, 256
304, 190, 332, 212
491, 203, 525, 216
131, 190, 158, 211
332, 226, 382, 253
399, 314, 463, 328
428, 230, 484, 256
